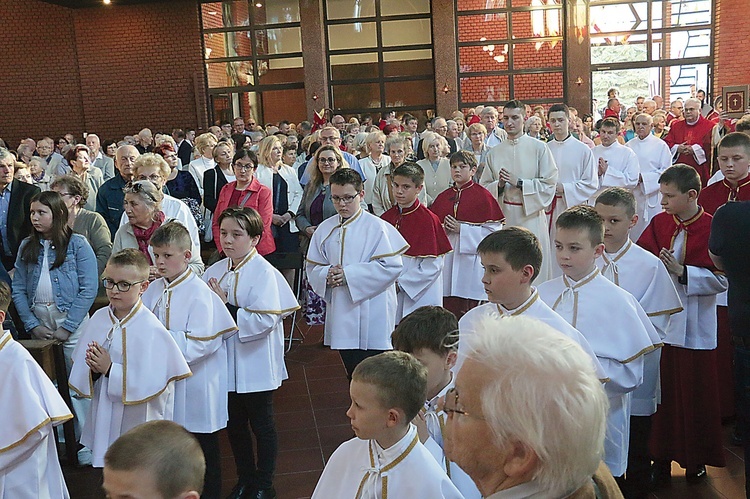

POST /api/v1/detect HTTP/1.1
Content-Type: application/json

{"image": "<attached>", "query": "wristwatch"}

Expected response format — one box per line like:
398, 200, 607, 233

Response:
516, 178, 524, 189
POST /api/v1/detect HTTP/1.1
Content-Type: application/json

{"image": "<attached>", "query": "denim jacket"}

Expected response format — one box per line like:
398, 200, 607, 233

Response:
11, 234, 98, 333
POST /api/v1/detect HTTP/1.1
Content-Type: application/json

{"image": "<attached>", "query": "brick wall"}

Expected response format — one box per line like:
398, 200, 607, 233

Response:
74, 1, 207, 140
714, 0, 750, 93
0, 0, 85, 147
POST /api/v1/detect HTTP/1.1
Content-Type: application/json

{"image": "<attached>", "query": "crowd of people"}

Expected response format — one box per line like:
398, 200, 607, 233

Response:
1, 90, 749, 499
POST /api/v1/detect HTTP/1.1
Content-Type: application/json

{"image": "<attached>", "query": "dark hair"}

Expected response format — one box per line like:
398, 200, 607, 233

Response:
172, 129, 186, 140
555, 205, 605, 247
595, 187, 637, 218
329, 168, 363, 192
352, 351, 427, 421
449, 150, 478, 169
477, 227, 542, 282
735, 116, 750, 134
392, 306, 458, 356
659, 164, 701, 195
232, 133, 248, 150
0, 281, 10, 313
232, 148, 257, 167
217, 207, 264, 239
600, 117, 621, 132
717, 132, 750, 155
64, 144, 90, 165
150, 221, 192, 252
102, 139, 117, 153
503, 99, 526, 112
392, 163, 424, 187
50, 175, 89, 209
548, 103, 570, 116
21, 191, 72, 269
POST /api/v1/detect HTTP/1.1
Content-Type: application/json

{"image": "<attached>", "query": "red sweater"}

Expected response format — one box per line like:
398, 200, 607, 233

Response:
212, 177, 275, 255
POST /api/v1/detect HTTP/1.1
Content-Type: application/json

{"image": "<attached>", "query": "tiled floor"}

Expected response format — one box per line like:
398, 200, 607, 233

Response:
63, 318, 747, 499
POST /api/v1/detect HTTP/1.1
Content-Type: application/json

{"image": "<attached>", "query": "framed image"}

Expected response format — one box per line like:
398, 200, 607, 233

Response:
723, 85, 749, 119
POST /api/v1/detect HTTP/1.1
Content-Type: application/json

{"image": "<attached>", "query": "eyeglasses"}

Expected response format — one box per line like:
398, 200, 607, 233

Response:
234, 163, 255, 171
102, 278, 146, 292
57, 192, 75, 197
331, 194, 358, 204
318, 157, 338, 164
443, 387, 484, 420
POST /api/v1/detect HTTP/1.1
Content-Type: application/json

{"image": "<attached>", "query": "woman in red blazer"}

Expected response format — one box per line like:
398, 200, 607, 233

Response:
212, 149, 275, 255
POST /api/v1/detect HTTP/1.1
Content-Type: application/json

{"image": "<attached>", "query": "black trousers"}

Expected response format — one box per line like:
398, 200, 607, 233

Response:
624, 415, 652, 499
193, 431, 222, 499
339, 349, 386, 380
226, 390, 278, 490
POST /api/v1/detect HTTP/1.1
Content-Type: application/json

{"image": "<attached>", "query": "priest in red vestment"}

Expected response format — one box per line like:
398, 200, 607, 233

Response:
638, 165, 727, 482
664, 98, 715, 186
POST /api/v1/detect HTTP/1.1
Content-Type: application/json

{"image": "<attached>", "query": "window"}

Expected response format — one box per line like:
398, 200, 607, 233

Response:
590, 0, 713, 105
200, 0, 305, 125
324, 0, 435, 117
455, 0, 565, 109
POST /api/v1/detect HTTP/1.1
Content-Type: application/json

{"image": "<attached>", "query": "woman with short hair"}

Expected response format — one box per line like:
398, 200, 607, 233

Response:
65, 144, 103, 211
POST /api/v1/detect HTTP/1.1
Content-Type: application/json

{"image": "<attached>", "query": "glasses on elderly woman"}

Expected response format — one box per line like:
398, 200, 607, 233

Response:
125, 181, 158, 203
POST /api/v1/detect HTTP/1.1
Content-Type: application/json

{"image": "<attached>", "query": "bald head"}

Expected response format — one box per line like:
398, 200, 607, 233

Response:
139, 128, 153, 146
115, 145, 139, 181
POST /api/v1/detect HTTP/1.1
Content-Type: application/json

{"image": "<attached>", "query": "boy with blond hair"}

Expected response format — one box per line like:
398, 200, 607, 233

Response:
392, 306, 480, 498
312, 351, 462, 499
69, 249, 191, 468
142, 222, 237, 499
538, 206, 661, 481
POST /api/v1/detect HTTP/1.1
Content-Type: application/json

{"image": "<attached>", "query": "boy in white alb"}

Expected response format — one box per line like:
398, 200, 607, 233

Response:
312, 351, 463, 499
391, 306, 480, 498
546, 104, 599, 277
306, 169, 408, 378
0, 282, 73, 499
594, 188, 683, 497
141, 222, 238, 499
69, 249, 191, 468
204, 207, 299, 498
590, 118, 640, 204
456, 227, 605, 380
538, 206, 661, 481
381, 164, 452, 322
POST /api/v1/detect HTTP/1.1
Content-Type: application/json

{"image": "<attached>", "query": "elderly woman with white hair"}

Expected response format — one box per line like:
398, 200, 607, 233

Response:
444, 316, 622, 499
417, 132, 452, 201
359, 131, 391, 207
525, 115, 545, 141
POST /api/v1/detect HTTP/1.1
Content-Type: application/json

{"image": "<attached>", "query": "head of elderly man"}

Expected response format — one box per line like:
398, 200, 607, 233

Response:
139, 128, 153, 147
443, 316, 608, 498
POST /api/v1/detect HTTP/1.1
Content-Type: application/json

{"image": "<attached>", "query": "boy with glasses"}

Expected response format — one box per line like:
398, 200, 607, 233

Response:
306, 169, 408, 378
69, 249, 191, 468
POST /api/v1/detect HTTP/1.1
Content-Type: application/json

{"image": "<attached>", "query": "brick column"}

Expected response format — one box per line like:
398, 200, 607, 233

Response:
300, 0, 329, 121
564, 0, 592, 113
432, 0, 459, 116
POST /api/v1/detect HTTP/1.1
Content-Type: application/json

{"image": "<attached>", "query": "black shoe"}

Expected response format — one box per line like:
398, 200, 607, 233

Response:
249, 487, 277, 499
225, 483, 250, 499
685, 466, 707, 484
650, 461, 672, 488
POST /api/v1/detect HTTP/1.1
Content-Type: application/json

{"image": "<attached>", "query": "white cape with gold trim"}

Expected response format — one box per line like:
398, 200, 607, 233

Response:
69, 303, 191, 467
0, 331, 72, 498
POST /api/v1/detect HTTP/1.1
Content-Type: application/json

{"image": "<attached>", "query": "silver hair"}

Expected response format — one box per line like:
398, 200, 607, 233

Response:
464, 316, 608, 497
480, 106, 498, 116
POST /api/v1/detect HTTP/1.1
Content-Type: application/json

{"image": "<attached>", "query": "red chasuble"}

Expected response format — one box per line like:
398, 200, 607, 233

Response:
699, 176, 750, 215
664, 116, 716, 186
637, 208, 716, 270
429, 181, 505, 224
381, 199, 452, 257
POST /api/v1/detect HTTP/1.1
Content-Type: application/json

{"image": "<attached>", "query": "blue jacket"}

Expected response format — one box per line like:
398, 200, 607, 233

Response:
96, 172, 127, 241
12, 234, 98, 333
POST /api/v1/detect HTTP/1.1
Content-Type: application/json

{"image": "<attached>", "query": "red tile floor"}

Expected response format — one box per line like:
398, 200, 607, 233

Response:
63, 318, 747, 498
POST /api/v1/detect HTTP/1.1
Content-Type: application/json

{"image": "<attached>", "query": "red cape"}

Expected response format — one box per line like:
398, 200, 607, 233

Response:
381, 200, 452, 257
637, 209, 716, 270
664, 115, 715, 185
429, 181, 504, 224
699, 176, 750, 215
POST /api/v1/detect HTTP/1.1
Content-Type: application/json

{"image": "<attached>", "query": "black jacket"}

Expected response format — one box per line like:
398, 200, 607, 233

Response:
5, 179, 40, 260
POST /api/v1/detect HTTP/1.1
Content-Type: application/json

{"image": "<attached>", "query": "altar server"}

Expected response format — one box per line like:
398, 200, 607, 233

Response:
381, 164, 452, 322
590, 118, 640, 204
69, 249, 191, 468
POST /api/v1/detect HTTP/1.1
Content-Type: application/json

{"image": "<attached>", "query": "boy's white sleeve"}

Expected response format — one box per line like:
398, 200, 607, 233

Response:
685, 267, 728, 297
344, 252, 403, 304
398, 256, 443, 302
602, 355, 644, 395
459, 221, 502, 254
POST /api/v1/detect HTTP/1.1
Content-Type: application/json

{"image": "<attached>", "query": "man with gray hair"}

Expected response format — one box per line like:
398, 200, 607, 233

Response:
444, 315, 621, 498
664, 97, 716, 185
0, 148, 40, 270
480, 106, 508, 148
96, 145, 138, 239
36, 137, 64, 176
136, 128, 153, 154
85, 133, 115, 181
